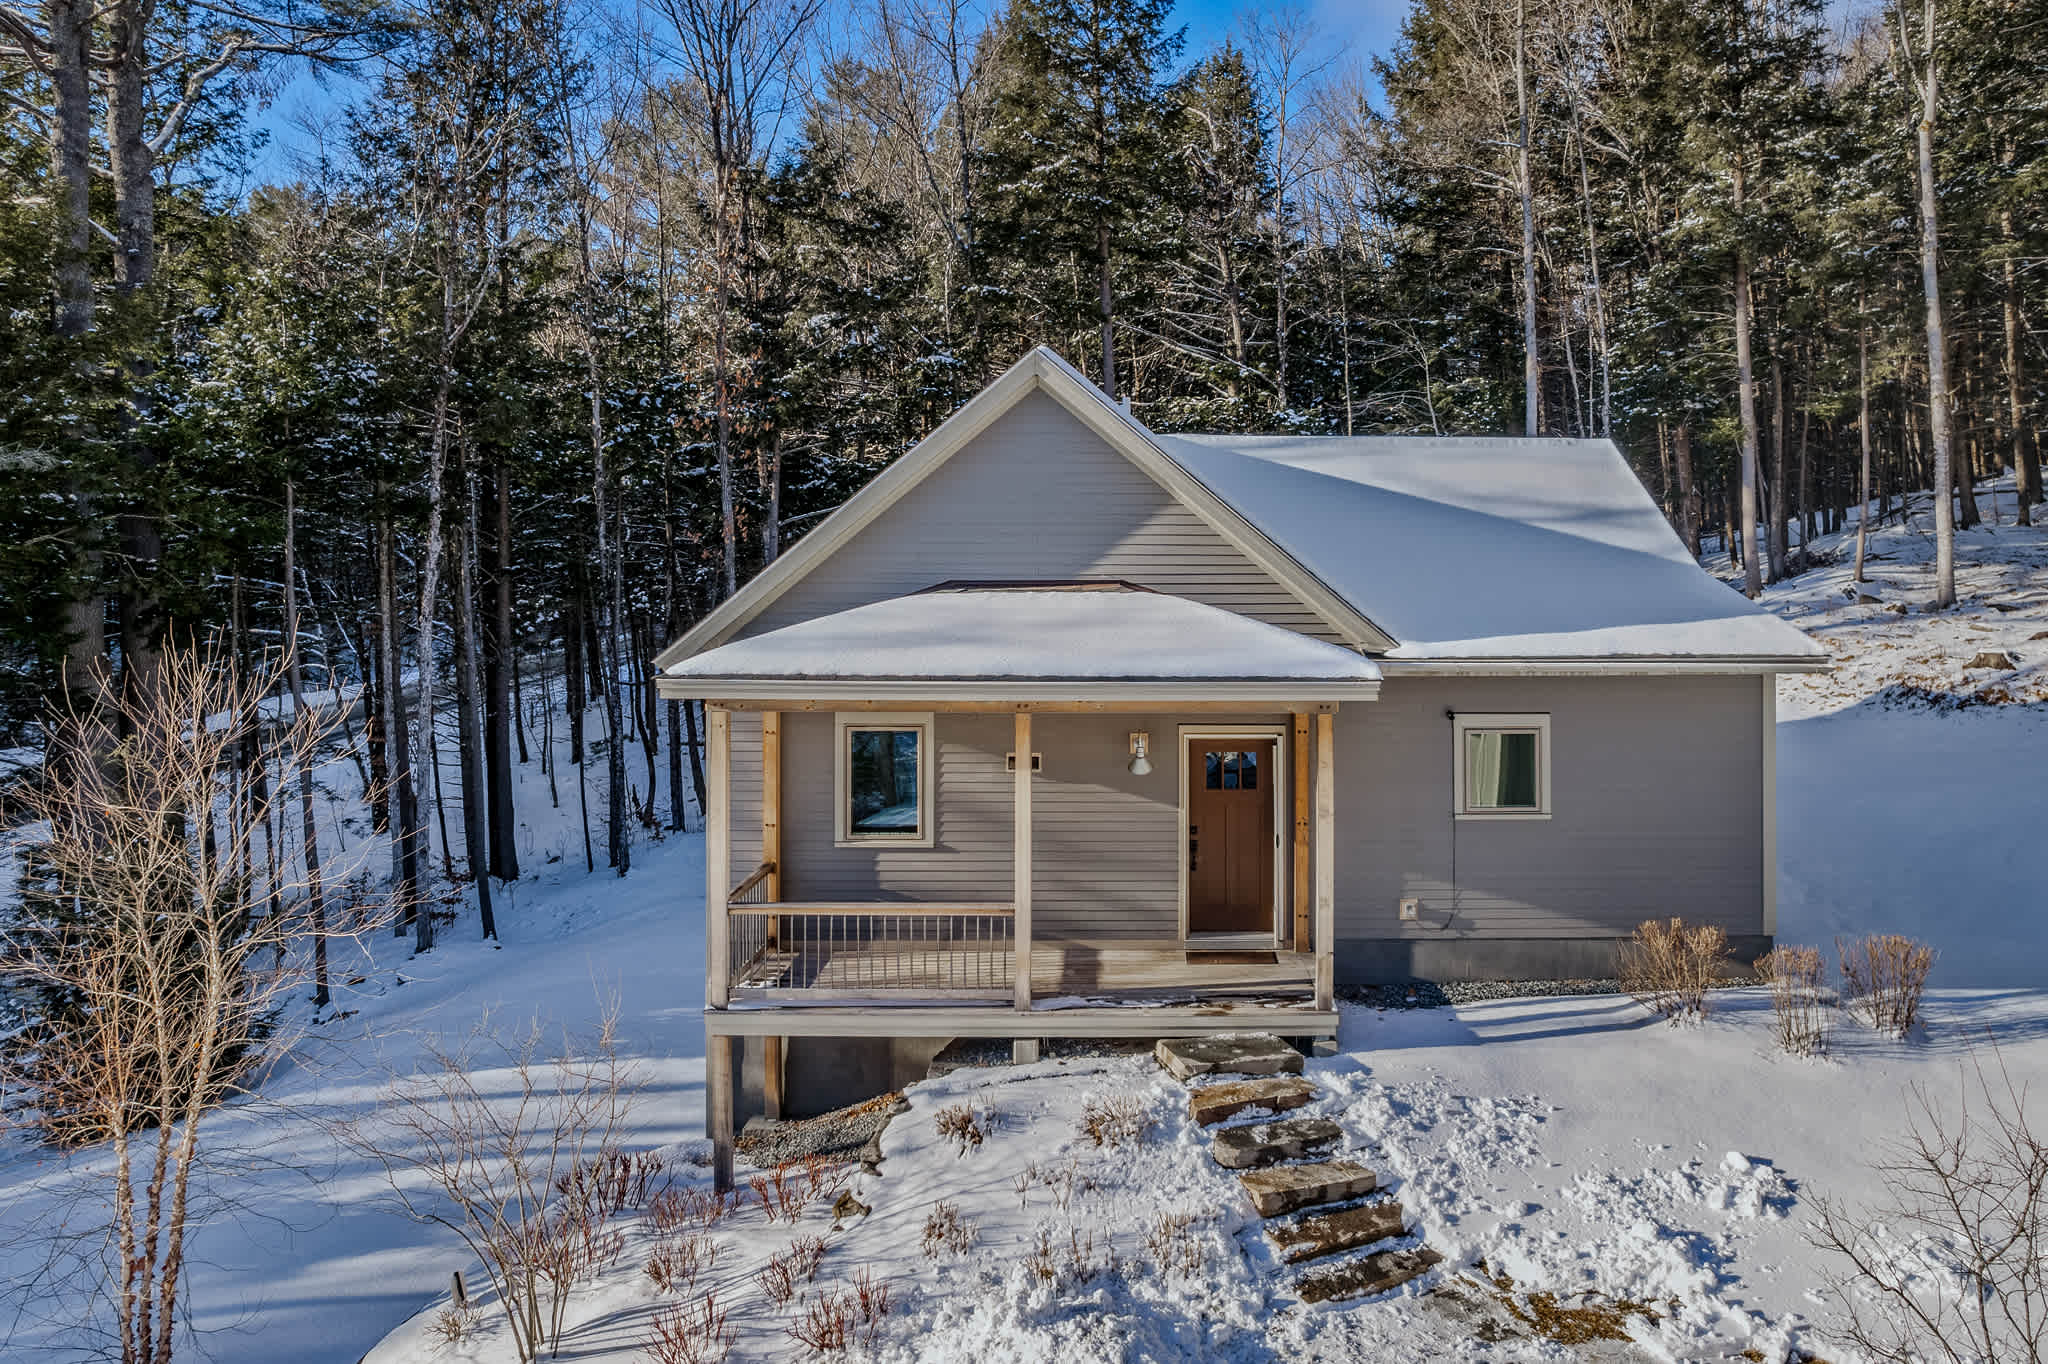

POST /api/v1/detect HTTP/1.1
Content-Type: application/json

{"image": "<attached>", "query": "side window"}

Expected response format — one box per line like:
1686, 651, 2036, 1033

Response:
1453, 714, 1551, 818
835, 714, 935, 846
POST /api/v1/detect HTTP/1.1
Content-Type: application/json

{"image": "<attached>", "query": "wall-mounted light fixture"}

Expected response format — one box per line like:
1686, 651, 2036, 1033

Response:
1127, 731, 1152, 776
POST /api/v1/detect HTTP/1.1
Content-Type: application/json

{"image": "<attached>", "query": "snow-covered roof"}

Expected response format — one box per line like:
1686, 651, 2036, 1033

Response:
1156, 434, 1828, 664
663, 585, 1382, 697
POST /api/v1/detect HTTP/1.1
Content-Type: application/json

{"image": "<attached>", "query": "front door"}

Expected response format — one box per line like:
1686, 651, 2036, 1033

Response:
1186, 738, 1276, 936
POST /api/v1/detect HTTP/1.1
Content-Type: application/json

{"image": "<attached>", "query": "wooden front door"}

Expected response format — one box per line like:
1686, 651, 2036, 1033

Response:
1186, 738, 1276, 936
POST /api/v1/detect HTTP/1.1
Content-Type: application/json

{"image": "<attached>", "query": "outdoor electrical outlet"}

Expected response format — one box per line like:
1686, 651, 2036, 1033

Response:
1398, 897, 1421, 922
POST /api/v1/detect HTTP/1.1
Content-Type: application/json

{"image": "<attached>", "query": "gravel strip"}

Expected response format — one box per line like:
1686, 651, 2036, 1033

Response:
736, 1091, 907, 1169
1338, 979, 1627, 1010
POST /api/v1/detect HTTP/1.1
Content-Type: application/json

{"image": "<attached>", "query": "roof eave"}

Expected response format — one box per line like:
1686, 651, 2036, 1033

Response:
1375, 655, 1833, 676
655, 677, 1382, 703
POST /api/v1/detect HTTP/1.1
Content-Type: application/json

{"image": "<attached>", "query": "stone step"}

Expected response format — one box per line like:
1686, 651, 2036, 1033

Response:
1296, 1246, 1445, 1303
1155, 1034, 1304, 1083
1238, 1160, 1379, 1218
1211, 1116, 1343, 1170
1267, 1199, 1408, 1265
1189, 1075, 1319, 1126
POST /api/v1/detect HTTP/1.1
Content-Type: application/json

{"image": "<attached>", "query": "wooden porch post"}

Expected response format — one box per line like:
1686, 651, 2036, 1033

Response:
1315, 711, 1336, 1011
1292, 713, 1311, 949
760, 709, 784, 1119
1013, 710, 1033, 1012
708, 1032, 734, 1191
706, 706, 731, 1010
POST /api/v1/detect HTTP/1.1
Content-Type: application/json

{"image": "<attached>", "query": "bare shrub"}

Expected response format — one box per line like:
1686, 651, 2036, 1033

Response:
345, 1002, 637, 1362
1142, 1209, 1209, 1281
0, 640, 375, 1363
788, 1270, 891, 1354
1619, 918, 1729, 1020
557, 1147, 665, 1219
1078, 1093, 1155, 1149
800, 1155, 852, 1205
934, 1101, 987, 1155
1813, 1054, 2048, 1362
645, 1232, 717, 1293
651, 1184, 736, 1234
1756, 946, 1832, 1056
756, 1234, 828, 1306
1837, 934, 1936, 1038
1012, 1162, 1037, 1209
428, 1303, 486, 1343
645, 1292, 734, 1364
1025, 1220, 1112, 1287
920, 1201, 976, 1259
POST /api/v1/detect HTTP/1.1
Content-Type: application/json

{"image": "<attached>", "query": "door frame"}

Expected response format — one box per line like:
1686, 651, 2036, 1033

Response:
1176, 723, 1288, 946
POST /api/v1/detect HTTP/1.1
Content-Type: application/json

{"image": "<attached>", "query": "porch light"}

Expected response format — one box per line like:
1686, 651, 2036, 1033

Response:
1127, 731, 1152, 776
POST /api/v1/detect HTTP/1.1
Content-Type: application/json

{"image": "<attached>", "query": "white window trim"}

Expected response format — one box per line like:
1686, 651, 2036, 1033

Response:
1452, 712, 1552, 820
834, 712, 936, 848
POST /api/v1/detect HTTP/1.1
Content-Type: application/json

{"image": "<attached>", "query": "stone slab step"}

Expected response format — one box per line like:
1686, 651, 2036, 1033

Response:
1189, 1075, 1318, 1126
1155, 1034, 1304, 1083
1297, 1246, 1445, 1303
1238, 1159, 1379, 1218
1267, 1199, 1408, 1264
1211, 1116, 1343, 1170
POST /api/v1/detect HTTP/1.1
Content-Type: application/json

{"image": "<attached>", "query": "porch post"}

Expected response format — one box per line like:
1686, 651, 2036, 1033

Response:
706, 705, 731, 1010
1013, 709, 1033, 1012
760, 710, 783, 1118
1291, 713, 1311, 949
708, 1032, 734, 1191
1315, 710, 1336, 1011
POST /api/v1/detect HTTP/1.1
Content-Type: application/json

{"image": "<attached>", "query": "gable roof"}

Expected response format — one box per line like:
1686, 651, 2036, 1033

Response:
1156, 434, 1825, 665
656, 348, 1827, 674
653, 348, 1391, 671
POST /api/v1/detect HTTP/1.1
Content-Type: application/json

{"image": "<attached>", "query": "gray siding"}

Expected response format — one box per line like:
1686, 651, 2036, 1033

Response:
739, 389, 1342, 642
734, 709, 1289, 939
1334, 675, 1765, 950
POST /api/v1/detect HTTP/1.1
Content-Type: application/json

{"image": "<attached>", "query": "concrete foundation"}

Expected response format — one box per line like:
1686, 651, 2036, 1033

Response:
721, 1035, 953, 1131
1336, 935, 1772, 984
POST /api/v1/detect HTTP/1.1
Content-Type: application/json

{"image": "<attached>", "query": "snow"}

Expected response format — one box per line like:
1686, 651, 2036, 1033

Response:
1157, 433, 1826, 663
663, 586, 1384, 685
7, 481, 2048, 1363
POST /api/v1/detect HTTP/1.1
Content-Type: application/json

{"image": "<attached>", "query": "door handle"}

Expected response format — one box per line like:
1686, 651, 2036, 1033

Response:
1188, 825, 1198, 873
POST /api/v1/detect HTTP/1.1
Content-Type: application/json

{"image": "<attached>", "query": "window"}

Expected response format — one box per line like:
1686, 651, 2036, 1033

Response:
835, 713, 934, 846
1203, 750, 1259, 790
1453, 713, 1551, 819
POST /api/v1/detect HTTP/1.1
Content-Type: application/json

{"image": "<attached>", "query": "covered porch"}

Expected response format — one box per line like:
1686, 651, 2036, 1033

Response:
658, 584, 1380, 1184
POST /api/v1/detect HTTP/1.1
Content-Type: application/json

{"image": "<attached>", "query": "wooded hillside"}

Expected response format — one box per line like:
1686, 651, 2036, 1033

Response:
1, 0, 2040, 903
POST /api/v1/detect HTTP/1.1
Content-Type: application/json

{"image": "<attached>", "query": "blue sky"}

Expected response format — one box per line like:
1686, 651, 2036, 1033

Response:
245, 0, 1412, 184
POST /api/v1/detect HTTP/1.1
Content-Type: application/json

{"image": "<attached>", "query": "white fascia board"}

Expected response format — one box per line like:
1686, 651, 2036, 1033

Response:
1375, 656, 1833, 677
655, 678, 1380, 704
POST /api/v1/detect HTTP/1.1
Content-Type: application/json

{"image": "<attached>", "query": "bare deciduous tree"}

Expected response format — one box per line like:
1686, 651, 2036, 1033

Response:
1, 638, 370, 1364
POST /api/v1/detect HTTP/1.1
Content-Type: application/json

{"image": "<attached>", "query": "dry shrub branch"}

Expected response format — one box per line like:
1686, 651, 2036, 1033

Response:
1619, 918, 1729, 1021
1756, 946, 1832, 1056
1838, 934, 1936, 1038
1813, 1053, 2048, 1362
344, 1000, 638, 1363
0, 638, 373, 1363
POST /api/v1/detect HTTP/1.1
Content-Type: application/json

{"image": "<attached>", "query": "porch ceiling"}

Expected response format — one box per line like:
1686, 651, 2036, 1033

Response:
660, 584, 1382, 702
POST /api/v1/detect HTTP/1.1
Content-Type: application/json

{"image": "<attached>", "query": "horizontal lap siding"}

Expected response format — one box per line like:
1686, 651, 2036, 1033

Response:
735, 710, 1290, 939
739, 390, 1340, 642
1338, 676, 1764, 940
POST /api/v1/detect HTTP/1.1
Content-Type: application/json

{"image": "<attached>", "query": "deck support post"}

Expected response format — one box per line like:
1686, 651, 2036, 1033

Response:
1291, 713, 1311, 949
1013, 710, 1033, 1012
1012, 1038, 1039, 1064
1314, 711, 1336, 1011
763, 1036, 784, 1120
708, 1032, 735, 1191
707, 706, 731, 1009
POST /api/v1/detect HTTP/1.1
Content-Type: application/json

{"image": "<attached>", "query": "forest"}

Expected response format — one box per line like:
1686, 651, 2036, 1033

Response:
1, 0, 2041, 917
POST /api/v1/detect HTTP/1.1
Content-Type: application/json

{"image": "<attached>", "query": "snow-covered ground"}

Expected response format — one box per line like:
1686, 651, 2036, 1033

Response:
4, 487, 2047, 1363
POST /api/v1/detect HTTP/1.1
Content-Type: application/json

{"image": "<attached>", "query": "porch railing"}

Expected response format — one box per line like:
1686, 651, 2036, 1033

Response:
724, 864, 1015, 1000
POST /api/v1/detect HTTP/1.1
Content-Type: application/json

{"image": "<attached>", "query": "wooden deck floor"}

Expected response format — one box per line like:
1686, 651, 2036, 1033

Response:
734, 937, 1314, 1002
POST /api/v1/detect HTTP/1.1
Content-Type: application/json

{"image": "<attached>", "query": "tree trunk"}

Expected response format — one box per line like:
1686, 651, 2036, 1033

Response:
2004, 206, 2037, 524
564, 598, 585, 766
1098, 220, 1117, 400
1768, 350, 1788, 580
452, 475, 497, 938
282, 481, 330, 1006
1673, 423, 1699, 557
1855, 301, 1874, 581
483, 462, 518, 881
378, 512, 421, 933
363, 595, 390, 834
1515, 0, 1540, 436
1909, 0, 1955, 609
1732, 158, 1764, 598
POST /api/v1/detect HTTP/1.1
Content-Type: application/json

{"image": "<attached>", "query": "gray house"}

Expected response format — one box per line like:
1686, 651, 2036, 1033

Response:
653, 347, 1825, 1181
